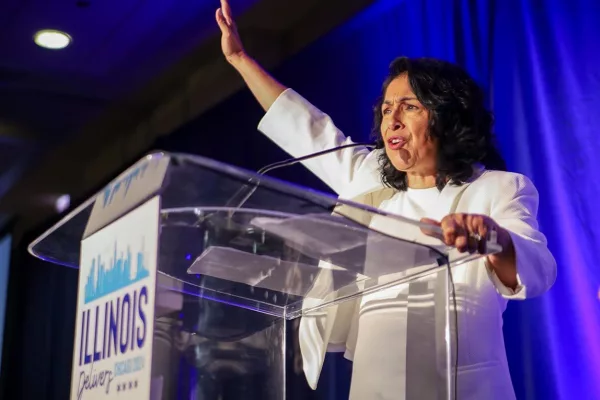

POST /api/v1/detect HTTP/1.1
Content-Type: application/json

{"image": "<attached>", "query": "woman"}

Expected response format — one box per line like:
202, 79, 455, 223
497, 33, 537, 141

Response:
215, 1, 557, 399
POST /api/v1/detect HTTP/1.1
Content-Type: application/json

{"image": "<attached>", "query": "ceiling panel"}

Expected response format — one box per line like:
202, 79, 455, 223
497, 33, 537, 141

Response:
0, 0, 258, 98
0, 0, 263, 212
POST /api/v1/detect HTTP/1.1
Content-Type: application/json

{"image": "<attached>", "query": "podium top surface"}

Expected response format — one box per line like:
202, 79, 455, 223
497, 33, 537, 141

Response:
28, 152, 498, 319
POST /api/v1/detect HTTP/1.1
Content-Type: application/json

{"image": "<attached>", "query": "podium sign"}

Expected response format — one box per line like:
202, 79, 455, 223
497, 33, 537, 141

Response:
73, 196, 160, 399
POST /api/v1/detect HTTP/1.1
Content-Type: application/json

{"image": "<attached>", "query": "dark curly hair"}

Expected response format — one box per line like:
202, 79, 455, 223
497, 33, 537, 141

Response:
372, 57, 506, 191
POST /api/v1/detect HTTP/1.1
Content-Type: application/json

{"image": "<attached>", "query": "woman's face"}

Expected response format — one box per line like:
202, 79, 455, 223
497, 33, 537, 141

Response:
380, 74, 437, 175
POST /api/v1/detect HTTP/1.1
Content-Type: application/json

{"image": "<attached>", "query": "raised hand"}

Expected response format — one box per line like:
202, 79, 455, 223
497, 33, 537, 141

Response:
216, 0, 245, 65
214, 0, 287, 111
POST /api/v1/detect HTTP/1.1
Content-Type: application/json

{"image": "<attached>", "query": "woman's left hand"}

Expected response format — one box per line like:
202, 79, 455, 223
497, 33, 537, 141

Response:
421, 213, 504, 254
421, 213, 518, 289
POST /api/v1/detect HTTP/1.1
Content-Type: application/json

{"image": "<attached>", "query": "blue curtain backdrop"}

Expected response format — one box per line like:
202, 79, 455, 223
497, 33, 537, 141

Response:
264, 0, 600, 397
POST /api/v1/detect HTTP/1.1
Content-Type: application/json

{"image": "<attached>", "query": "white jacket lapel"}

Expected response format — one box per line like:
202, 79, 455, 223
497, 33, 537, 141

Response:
431, 165, 486, 220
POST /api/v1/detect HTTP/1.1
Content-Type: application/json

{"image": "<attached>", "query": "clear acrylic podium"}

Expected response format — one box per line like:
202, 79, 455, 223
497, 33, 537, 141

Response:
27, 152, 498, 400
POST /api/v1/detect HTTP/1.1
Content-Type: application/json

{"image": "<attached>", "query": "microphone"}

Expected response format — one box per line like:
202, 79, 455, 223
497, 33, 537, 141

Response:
256, 141, 377, 175
225, 141, 377, 209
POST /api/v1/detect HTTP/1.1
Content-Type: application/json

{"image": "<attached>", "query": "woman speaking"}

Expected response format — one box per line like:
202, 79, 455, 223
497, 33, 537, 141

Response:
215, 1, 556, 399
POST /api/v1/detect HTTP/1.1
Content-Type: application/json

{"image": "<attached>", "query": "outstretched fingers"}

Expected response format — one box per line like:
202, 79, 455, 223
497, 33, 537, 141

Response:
221, 0, 234, 25
215, 8, 229, 32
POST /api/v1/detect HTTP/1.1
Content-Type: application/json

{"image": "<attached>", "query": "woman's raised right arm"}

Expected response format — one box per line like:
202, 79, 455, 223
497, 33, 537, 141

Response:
216, 0, 286, 111
215, 0, 376, 195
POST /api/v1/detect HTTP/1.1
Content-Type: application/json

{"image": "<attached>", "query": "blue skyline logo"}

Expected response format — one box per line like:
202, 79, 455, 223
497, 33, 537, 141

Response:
84, 241, 149, 304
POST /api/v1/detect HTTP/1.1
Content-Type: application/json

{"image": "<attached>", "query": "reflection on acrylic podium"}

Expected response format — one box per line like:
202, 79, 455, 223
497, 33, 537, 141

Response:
28, 152, 499, 400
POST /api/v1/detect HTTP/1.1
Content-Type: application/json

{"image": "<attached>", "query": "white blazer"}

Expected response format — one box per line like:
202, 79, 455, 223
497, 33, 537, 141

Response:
257, 89, 557, 399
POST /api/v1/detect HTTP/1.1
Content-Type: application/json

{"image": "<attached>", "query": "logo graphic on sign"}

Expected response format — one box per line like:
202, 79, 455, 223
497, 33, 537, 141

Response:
84, 244, 150, 304
83, 154, 169, 239
73, 197, 159, 400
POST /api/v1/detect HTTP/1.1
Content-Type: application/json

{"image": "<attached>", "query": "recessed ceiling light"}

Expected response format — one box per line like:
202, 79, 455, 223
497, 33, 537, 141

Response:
34, 29, 72, 50
54, 194, 71, 213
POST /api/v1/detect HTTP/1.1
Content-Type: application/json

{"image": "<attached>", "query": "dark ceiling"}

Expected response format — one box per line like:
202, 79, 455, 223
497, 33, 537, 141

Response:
0, 0, 244, 140
0, 0, 376, 240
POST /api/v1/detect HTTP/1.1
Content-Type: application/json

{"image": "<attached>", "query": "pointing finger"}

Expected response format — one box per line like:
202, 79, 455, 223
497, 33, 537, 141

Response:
420, 218, 443, 240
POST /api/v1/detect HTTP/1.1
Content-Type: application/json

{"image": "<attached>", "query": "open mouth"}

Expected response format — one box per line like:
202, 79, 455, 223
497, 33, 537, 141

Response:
387, 136, 407, 150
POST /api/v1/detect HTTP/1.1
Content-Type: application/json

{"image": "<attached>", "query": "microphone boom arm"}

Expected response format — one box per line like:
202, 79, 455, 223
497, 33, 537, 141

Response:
226, 142, 376, 210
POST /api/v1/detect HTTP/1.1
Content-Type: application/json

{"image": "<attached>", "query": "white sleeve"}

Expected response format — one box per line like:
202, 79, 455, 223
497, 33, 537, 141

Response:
485, 173, 557, 299
258, 88, 372, 195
